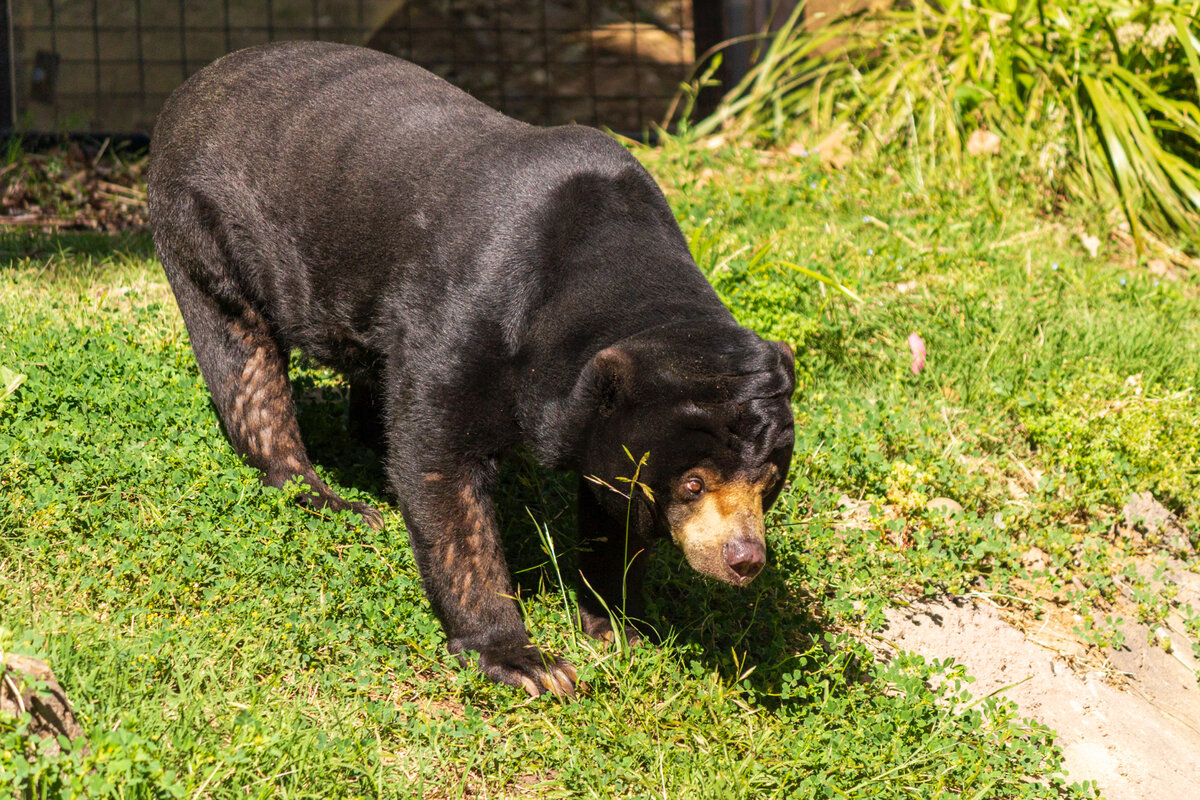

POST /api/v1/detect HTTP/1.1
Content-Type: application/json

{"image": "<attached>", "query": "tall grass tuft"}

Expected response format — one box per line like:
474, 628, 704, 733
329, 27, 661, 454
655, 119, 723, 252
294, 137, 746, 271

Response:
689, 1, 1200, 249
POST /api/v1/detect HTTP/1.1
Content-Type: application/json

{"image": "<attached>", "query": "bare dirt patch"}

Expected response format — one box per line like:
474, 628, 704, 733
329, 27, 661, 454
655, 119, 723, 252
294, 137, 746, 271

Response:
875, 590, 1200, 800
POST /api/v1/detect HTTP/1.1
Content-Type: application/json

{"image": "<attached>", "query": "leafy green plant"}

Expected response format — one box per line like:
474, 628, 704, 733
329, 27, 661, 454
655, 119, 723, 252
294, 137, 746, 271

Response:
690, 0, 1200, 248
1073, 613, 1128, 650
1021, 370, 1200, 515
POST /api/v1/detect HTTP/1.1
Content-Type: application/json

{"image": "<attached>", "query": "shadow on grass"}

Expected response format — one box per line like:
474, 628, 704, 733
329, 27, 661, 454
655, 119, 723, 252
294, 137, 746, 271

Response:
291, 377, 390, 502
645, 550, 837, 702
490, 453, 837, 706
0, 229, 155, 269
292, 388, 833, 696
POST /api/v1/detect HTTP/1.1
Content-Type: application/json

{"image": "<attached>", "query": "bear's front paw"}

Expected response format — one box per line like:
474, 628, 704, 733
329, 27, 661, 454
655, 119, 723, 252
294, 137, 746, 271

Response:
475, 644, 577, 698
295, 488, 384, 531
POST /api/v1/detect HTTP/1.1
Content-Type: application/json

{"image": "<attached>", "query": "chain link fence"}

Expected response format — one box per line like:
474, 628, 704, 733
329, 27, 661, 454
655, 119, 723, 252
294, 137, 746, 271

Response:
3, 0, 725, 137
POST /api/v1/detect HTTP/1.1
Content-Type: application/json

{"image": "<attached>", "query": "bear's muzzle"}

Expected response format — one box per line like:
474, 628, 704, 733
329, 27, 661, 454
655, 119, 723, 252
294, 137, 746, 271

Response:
669, 481, 769, 586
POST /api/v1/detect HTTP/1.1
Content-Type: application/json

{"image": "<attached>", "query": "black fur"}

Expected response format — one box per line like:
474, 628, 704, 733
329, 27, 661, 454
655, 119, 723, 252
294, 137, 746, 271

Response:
148, 41, 795, 697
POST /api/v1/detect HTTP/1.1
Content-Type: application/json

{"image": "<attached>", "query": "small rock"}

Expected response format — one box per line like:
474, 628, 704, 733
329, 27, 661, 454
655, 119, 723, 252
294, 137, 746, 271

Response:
1022, 546, 1051, 572
966, 128, 1001, 156
1146, 258, 1184, 282
835, 494, 873, 530
786, 140, 810, 158
1, 653, 87, 757
926, 497, 963, 516
815, 124, 854, 169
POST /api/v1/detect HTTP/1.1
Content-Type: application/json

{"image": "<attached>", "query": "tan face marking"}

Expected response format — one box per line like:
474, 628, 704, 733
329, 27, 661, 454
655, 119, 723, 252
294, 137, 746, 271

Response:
666, 469, 774, 585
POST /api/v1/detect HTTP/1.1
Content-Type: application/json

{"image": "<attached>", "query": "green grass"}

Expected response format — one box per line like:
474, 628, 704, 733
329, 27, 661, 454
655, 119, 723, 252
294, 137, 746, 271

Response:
5, 141, 1199, 796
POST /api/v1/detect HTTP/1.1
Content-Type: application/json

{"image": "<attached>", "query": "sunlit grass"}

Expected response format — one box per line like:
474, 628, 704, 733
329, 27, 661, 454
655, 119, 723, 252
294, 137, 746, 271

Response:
6, 140, 1197, 796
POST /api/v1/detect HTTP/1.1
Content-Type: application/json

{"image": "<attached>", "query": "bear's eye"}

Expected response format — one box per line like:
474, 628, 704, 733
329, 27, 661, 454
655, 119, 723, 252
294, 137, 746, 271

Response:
683, 476, 705, 496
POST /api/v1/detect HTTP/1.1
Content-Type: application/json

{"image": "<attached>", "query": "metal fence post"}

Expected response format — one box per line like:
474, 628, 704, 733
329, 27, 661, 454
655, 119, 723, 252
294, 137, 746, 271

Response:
691, 0, 726, 121
1, 0, 14, 134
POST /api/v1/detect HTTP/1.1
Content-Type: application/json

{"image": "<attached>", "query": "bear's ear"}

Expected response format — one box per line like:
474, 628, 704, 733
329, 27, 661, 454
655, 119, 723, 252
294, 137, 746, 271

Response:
774, 340, 795, 373
590, 345, 635, 414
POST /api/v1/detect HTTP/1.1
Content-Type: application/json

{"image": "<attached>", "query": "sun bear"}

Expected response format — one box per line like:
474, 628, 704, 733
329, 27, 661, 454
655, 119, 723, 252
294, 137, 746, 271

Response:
148, 42, 796, 697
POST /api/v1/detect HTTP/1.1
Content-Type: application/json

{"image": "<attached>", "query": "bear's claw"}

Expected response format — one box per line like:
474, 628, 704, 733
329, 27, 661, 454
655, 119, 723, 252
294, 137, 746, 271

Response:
477, 644, 577, 698
350, 502, 385, 531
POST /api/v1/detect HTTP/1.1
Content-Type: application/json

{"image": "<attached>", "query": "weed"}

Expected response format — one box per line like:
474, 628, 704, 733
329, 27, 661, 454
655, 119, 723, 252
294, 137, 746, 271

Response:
1021, 370, 1200, 515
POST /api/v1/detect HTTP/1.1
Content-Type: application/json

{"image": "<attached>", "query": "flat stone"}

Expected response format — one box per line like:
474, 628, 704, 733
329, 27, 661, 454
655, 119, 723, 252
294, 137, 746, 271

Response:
1, 652, 87, 756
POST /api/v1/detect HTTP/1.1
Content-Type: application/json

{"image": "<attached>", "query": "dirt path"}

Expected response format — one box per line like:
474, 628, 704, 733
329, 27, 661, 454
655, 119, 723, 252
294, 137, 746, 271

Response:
876, 576, 1200, 799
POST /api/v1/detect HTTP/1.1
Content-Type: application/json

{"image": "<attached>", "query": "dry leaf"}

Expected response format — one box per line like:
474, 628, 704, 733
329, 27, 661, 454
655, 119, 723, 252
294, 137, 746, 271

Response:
815, 124, 854, 169
1077, 232, 1101, 258
926, 497, 963, 516
908, 332, 926, 375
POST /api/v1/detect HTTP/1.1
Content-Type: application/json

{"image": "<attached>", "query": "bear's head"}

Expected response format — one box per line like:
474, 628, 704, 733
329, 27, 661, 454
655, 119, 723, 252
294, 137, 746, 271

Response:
581, 322, 796, 585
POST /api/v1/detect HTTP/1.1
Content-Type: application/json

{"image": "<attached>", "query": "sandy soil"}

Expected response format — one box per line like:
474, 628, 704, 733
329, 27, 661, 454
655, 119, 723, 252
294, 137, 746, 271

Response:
875, 563, 1200, 799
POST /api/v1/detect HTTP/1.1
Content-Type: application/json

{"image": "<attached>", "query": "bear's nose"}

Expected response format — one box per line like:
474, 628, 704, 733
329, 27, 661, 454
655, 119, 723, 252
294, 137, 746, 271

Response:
724, 538, 765, 582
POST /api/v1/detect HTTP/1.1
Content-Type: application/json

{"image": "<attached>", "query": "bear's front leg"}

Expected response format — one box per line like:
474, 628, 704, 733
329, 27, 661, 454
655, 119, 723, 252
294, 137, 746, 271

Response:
575, 479, 652, 645
395, 463, 577, 698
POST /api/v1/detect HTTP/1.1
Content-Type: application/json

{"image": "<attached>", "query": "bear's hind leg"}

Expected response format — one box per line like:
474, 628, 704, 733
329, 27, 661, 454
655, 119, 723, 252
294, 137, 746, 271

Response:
162, 253, 383, 529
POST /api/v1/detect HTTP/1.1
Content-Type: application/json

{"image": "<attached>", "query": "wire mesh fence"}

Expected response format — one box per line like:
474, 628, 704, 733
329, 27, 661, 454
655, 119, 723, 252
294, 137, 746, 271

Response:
5, 0, 711, 137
